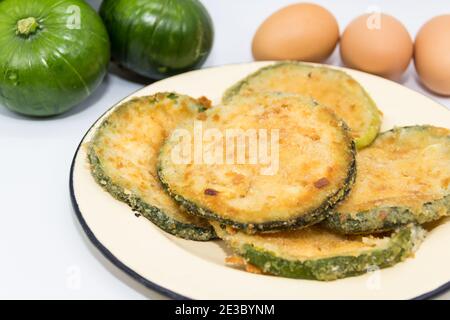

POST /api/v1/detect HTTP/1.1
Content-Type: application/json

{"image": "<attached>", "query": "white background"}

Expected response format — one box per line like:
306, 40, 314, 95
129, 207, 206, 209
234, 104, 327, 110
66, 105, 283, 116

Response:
0, 0, 448, 299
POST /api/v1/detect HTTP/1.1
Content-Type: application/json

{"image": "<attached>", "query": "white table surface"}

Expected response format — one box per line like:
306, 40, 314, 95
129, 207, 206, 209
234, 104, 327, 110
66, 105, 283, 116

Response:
0, 0, 448, 300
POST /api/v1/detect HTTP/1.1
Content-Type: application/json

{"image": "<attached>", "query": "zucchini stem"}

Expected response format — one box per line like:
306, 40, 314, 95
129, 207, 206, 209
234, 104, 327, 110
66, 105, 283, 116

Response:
16, 17, 39, 37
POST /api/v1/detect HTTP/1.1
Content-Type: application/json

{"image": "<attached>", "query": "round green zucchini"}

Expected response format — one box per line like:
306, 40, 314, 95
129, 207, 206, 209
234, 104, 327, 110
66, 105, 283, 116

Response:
89, 93, 216, 241
0, 0, 110, 116
99, 0, 214, 80
223, 62, 382, 149
212, 222, 425, 281
158, 92, 356, 232
325, 126, 450, 235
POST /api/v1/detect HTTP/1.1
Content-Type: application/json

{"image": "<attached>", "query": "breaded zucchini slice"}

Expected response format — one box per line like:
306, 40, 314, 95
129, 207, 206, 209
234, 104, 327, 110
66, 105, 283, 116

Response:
325, 126, 450, 235
158, 92, 356, 232
223, 62, 382, 149
88, 93, 216, 241
212, 222, 425, 281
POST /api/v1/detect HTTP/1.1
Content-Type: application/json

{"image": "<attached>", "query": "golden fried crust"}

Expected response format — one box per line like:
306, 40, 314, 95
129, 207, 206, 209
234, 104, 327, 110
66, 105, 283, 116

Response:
159, 92, 355, 229
338, 126, 450, 214
223, 62, 382, 149
213, 222, 372, 260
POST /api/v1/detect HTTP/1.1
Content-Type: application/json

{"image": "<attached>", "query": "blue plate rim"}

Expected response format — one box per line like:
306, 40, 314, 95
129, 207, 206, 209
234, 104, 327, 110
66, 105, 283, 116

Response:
69, 62, 450, 300
69, 108, 449, 301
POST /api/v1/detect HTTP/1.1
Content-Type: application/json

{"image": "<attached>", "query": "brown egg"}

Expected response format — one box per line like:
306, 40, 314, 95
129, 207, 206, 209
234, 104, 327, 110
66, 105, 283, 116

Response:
340, 13, 413, 80
252, 3, 339, 62
415, 15, 450, 96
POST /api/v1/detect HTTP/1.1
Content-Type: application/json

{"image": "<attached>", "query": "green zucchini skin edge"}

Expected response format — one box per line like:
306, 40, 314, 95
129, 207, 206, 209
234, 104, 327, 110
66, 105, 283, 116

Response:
239, 224, 425, 281
157, 138, 357, 233
222, 61, 382, 150
88, 96, 216, 241
324, 126, 450, 235
325, 187, 450, 235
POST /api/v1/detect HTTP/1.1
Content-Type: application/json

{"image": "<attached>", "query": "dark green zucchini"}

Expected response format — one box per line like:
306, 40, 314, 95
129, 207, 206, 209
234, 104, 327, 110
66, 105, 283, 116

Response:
89, 93, 216, 241
325, 126, 450, 234
99, 0, 213, 79
213, 222, 425, 281
0, 0, 110, 116
158, 92, 356, 232
222, 62, 382, 149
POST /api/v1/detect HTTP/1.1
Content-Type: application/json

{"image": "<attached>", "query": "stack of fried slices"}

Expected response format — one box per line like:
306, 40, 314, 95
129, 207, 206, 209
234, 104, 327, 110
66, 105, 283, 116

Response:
89, 63, 449, 281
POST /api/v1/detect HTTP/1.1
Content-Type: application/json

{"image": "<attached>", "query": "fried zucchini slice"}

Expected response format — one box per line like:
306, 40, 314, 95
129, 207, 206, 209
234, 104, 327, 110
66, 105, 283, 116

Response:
88, 93, 216, 241
212, 222, 425, 281
325, 126, 450, 235
223, 62, 382, 149
158, 92, 356, 232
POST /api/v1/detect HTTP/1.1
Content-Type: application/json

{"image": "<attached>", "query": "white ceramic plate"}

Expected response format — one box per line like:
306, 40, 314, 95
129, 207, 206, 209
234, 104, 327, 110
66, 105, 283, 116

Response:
70, 61, 450, 300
